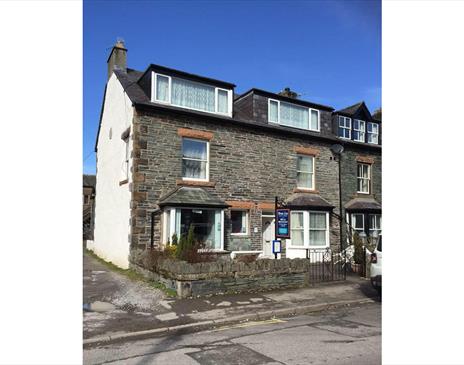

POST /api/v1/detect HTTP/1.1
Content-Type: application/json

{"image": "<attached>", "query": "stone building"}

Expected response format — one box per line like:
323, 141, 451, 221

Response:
91, 41, 382, 269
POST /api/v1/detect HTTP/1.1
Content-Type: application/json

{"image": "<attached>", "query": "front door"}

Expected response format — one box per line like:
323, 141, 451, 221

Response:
262, 216, 275, 258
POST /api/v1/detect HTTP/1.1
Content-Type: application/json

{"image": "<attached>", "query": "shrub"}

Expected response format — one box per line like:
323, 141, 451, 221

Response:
176, 234, 186, 260
171, 233, 178, 246
235, 253, 259, 263
163, 245, 176, 258
353, 232, 364, 264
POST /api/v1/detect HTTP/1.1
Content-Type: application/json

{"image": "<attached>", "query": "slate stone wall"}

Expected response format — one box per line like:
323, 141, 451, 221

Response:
131, 257, 318, 298
129, 107, 341, 253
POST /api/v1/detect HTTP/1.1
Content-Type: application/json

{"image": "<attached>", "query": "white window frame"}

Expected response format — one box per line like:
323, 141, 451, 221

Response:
338, 116, 351, 139
163, 207, 225, 251
288, 211, 330, 249
353, 119, 366, 142
351, 213, 365, 233
368, 214, 382, 237
181, 137, 209, 182
151, 72, 232, 117
230, 209, 249, 236
296, 154, 315, 190
367, 122, 379, 144
357, 163, 371, 194
267, 98, 320, 132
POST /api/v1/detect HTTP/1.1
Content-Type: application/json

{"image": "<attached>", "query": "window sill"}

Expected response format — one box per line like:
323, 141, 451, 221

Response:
230, 234, 250, 237
176, 179, 215, 187
119, 179, 129, 186
293, 188, 319, 194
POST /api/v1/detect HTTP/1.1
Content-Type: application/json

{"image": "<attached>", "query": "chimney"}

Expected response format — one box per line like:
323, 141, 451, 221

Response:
278, 87, 299, 99
107, 39, 127, 80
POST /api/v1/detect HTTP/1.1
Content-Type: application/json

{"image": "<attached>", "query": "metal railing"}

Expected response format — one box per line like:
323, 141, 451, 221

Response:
307, 247, 347, 283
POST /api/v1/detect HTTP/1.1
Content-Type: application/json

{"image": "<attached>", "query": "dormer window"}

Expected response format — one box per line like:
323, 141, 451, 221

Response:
268, 98, 319, 132
367, 122, 379, 144
338, 116, 351, 139
353, 119, 365, 142
152, 72, 232, 116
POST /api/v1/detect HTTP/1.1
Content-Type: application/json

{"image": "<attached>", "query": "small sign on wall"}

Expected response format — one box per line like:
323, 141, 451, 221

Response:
272, 240, 282, 254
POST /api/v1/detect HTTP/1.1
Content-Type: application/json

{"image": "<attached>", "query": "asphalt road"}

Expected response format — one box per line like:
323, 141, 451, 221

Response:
84, 302, 381, 365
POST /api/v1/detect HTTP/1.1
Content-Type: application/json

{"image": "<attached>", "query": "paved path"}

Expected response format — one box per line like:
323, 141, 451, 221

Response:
84, 302, 381, 365
84, 252, 379, 342
83, 253, 167, 339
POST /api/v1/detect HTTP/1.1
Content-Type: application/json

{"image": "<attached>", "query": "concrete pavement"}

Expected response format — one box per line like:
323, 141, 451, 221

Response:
84, 252, 379, 345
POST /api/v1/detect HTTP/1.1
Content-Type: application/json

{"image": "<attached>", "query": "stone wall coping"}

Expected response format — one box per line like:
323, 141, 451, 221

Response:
140, 257, 314, 281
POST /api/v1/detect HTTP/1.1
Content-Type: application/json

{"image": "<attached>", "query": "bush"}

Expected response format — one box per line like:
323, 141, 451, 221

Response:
171, 233, 178, 246
353, 232, 364, 264
163, 245, 176, 258
235, 253, 259, 263
176, 234, 186, 260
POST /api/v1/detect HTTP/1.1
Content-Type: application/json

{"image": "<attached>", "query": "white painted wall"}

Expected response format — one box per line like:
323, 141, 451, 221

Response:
92, 73, 134, 269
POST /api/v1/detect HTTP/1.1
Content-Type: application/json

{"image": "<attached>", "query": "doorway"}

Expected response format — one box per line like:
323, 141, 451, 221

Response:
262, 214, 275, 258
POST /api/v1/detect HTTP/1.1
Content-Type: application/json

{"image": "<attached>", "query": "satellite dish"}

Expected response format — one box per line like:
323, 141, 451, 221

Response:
330, 144, 344, 154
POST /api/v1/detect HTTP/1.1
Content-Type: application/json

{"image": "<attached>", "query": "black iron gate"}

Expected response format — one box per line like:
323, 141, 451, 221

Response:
307, 247, 347, 283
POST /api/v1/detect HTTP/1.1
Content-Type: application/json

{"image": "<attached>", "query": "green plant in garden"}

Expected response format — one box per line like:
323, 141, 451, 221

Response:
185, 225, 195, 252
171, 233, 178, 246
353, 232, 364, 264
176, 233, 186, 259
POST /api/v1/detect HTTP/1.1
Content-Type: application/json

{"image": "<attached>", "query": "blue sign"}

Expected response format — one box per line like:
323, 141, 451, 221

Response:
272, 240, 282, 254
276, 209, 290, 238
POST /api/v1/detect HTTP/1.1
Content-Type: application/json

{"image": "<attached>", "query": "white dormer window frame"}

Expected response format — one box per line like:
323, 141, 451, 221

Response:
367, 122, 379, 144
151, 71, 232, 117
268, 98, 320, 132
338, 116, 352, 139
353, 119, 366, 142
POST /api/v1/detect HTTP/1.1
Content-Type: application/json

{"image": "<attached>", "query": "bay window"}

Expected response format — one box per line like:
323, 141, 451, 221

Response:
353, 119, 365, 142
338, 116, 351, 139
296, 155, 315, 190
163, 208, 224, 250
367, 122, 379, 144
369, 214, 382, 238
182, 138, 209, 181
268, 98, 319, 131
231, 210, 249, 235
152, 72, 232, 116
357, 163, 370, 194
289, 211, 329, 248
351, 213, 364, 234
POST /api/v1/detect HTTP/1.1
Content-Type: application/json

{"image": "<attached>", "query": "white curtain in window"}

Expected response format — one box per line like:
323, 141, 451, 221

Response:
310, 110, 318, 130
269, 100, 279, 122
217, 89, 229, 114
280, 102, 309, 129
182, 139, 207, 179
172, 78, 215, 112
309, 212, 326, 246
291, 212, 304, 246
297, 156, 313, 189
156, 75, 169, 102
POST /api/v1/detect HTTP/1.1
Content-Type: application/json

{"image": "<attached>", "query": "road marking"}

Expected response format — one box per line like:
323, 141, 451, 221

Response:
212, 318, 286, 332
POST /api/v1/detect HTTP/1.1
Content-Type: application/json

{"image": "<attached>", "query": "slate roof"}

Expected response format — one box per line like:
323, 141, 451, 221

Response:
335, 101, 365, 116
158, 187, 229, 208
285, 193, 334, 210
83, 174, 96, 188
344, 197, 381, 211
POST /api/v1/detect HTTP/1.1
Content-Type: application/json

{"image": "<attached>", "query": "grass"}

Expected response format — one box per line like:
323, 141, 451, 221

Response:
84, 249, 177, 298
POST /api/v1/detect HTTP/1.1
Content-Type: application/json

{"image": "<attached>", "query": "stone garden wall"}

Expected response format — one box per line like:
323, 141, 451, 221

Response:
130, 255, 315, 298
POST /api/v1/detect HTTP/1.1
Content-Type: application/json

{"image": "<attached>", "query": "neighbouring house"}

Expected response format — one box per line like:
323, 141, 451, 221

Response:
91, 41, 382, 269
83, 174, 96, 241
333, 102, 382, 246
